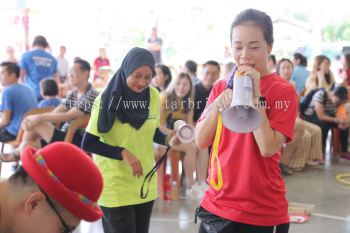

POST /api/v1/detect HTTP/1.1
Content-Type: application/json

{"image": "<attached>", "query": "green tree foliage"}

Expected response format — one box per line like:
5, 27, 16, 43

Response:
323, 21, 350, 41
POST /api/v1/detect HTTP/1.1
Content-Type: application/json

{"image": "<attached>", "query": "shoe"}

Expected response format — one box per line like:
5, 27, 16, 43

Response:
306, 160, 319, 167
318, 159, 325, 165
200, 182, 210, 192
279, 163, 293, 175
0, 151, 20, 162
186, 183, 205, 200
340, 152, 350, 160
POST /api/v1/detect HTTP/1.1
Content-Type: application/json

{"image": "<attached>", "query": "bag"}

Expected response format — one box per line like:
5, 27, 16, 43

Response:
299, 88, 327, 116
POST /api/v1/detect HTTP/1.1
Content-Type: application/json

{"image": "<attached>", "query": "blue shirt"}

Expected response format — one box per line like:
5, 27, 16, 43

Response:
20, 49, 57, 99
291, 65, 310, 94
38, 98, 61, 108
0, 84, 38, 136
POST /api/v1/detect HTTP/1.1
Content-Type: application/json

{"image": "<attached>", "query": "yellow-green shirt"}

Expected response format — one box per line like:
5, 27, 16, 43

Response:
86, 87, 160, 207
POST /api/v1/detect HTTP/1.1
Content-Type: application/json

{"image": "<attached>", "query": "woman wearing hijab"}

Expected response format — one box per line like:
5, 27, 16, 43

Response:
81, 47, 177, 233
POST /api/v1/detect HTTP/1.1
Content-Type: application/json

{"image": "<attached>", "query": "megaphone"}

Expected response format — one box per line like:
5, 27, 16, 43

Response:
222, 73, 263, 133
173, 120, 195, 143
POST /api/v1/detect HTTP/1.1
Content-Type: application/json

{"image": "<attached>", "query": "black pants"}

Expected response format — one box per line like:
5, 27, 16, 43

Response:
304, 115, 349, 153
197, 207, 289, 233
101, 201, 154, 233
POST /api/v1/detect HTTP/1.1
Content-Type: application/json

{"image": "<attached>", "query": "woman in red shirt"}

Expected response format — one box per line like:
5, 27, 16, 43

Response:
195, 9, 297, 233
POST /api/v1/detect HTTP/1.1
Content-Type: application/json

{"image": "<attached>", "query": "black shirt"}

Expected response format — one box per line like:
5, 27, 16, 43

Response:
193, 82, 212, 122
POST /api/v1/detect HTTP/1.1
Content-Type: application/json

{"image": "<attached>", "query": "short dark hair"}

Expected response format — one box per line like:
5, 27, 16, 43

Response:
9, 166, 36, 186
74, 58, 91, 78
230, 8, 274, 45
333, 85, 348, 102
156, 64, 172, 89
293, 53, 307, 66
203, 60, 221, 72
185, 60, 197, 74
268, 54, 276, 65
40, 79, 59, 96
0, 61, 20, 79
32, 35, 49, 48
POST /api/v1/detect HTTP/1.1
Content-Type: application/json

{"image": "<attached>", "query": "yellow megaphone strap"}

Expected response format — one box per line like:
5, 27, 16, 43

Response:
210, 113, 224, 191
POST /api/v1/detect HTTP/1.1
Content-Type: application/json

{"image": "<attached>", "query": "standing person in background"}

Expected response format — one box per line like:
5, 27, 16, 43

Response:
56, 45, 69, 97
81, 47, 178, 233
93, 48, 110, 80
305, 55, 335, 95
19, 35, 58, 101
291, 53, 310, 95
4, 46, 18, 64
146, 27, 163, 64
193, 60, 221, 189
195, 9, 297, 233
184, 60, 200, 85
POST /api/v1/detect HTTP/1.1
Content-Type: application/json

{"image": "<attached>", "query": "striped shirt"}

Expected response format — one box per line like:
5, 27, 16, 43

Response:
62, 83, 98, 114
304, 90, 335, 117
61, 83, 99, 134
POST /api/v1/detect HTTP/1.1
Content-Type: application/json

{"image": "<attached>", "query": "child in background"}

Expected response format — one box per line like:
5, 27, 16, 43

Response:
38, 79, 61, 108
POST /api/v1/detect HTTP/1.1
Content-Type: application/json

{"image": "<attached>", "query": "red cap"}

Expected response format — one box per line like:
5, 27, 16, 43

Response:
21, 142, 103, 222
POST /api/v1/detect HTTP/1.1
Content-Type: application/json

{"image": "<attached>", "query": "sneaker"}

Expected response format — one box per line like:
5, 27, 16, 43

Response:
200, 182, 210, 192
306, 160, 319, 167
186, 183, 205, 200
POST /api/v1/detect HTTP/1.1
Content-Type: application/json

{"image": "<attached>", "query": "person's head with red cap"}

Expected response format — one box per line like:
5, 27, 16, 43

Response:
0, 142, 103, 233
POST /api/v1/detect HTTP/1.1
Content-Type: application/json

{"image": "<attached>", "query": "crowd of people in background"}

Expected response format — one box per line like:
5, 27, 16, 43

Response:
0, 11, 350, 231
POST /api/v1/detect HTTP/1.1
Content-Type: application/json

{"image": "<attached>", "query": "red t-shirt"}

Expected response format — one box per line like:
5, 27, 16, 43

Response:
199, 73, 297, 226
93, 57, 110, 79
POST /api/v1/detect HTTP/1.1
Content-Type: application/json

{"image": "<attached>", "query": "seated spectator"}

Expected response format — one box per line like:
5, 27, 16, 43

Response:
153, 64, 172, 92
277, 58, 323, 173
0, 142, 103, 232
305, 55, 335, 95
0, 58, 98, 162
303, 85, 349, 155
159, 72, 202, 199
0, 62, 37, 145
38, 79, 61, 108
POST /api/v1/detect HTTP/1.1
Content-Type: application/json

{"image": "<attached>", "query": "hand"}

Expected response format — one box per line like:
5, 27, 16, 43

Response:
212, 89, 232, 113
121, 149, 143, 178
166, 131, 181, 147
22, 115, 42, 131
317, 71, 325, 85
236, 66, 261, 98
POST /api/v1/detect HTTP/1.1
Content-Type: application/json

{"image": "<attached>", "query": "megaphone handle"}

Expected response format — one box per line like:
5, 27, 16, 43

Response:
140, 146, 171, 199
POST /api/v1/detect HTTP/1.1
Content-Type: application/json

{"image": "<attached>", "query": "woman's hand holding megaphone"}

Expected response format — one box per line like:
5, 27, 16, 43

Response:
165, 131, 181, 147
212, 89, 232, 113
236, 66, 262, 102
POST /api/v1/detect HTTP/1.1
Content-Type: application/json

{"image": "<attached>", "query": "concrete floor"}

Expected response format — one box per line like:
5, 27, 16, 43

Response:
1, 151, 350, 233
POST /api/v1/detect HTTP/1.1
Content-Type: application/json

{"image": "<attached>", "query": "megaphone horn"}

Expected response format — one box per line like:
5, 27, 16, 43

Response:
222, 73, 263, 133
173, 120, 195, 143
